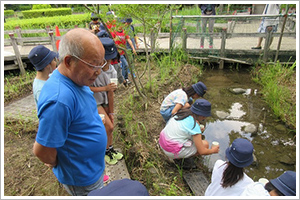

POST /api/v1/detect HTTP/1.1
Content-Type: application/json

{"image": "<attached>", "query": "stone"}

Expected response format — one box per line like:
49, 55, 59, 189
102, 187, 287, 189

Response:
274, 124, 286, 132
215, 111, 230, 119
229, 88, 247, 94
244, 124, 257, 134
279, 155, 296, 165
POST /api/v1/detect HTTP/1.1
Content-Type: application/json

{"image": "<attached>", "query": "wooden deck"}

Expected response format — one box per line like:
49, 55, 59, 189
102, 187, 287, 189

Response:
3, 14, 296, 72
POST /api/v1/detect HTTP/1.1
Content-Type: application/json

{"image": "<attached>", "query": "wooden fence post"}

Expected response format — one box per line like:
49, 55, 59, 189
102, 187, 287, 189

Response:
9, 33, 26, 75
219, 27, 227, 69
49, 31, 58, 53
274, 14, 288, 62
182, 28, 187, 52
15, 26, 23, 46
169, 11, 173, 52
263, 28, 272, 62
150, 28, 155, 51
196, 20, 200, 33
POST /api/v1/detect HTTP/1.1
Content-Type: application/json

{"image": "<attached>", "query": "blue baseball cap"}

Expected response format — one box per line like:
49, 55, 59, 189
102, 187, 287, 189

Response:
126, 18, 133, 23
28, 45, 57, 71
88, 179, 149, 196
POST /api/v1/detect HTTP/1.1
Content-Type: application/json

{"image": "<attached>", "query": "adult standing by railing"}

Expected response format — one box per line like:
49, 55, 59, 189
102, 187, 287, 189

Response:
251, 4, 281, 50
199, 4, 219, 49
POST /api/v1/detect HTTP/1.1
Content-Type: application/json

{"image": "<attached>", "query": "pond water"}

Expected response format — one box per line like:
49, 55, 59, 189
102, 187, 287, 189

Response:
199, 67, 296, 181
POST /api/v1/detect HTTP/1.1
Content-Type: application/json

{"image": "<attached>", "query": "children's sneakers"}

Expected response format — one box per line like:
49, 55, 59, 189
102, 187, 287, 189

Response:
105, 147, 124, 165
110, 147, 123, 160
105, 150, 118, 165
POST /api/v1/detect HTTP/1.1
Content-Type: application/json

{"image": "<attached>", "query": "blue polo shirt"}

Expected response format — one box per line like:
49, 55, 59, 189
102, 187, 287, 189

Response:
36, 69, 107, 186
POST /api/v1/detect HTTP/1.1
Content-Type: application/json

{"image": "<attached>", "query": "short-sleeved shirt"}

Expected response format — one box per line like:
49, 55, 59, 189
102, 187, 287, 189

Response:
241, 182, 270, 196
159, 116, 202, 158
111, 30, 130, 55
92, 72, 110, 105
160, 89, 188, 111
205, 160, 254, 196
102, 64, 117, 79
36, 69, 107, 186
33, 78, 46, 106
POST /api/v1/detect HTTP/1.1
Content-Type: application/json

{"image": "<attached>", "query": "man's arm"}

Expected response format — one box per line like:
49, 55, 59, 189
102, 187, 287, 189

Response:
33, 141, 57, 168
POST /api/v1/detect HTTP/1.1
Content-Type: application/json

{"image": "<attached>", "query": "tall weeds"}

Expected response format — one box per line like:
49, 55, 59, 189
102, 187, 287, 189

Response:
252, 61, 296, 130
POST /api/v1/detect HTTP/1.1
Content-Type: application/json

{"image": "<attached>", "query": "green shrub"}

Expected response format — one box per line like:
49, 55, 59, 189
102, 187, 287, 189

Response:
4, 10, 14, 17
22, 8, 72, 19
19, 5, 31, 11
4, 13, 90, 30
32, 4, 52, 10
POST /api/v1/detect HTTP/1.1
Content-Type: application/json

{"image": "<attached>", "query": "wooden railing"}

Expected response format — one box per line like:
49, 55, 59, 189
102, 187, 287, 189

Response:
4, 13, 296, 72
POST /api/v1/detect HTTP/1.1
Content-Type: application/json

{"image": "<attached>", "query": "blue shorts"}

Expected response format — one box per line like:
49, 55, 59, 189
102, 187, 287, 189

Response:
160, 105, 175, 123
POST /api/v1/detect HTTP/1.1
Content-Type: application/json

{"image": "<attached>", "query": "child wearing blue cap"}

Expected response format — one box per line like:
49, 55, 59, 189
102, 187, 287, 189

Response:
160, 81, 207, 123
89, 13, 101, 34
241, 171, 296, 196
159, 99, 219, 169
205, 138, 254, 196
90, 37, 123, 166
28, 45, 57, 105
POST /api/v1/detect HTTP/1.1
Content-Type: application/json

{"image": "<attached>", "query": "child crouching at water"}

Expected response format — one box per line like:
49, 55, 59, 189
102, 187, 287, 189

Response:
159, 99, 219, 166
160, 81, 207, 123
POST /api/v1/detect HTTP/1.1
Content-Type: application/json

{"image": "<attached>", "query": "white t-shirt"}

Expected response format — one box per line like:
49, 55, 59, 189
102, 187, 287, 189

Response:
160, 89, 188, 111
241, 182, 270, 196
205, 160, 254, 196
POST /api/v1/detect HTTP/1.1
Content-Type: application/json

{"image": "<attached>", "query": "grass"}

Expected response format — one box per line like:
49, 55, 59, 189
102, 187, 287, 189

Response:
252, 61, 296, 130
4, 71, 36, 104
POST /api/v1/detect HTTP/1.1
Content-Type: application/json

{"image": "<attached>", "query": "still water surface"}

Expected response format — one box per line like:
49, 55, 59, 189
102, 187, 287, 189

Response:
200, 68, 296, 180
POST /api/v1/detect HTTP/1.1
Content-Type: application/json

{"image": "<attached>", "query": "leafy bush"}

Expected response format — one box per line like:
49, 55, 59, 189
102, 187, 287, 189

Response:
4, 10, 14, 17
22, 8, 72, 19
4, 13, 90, 30
32, 4, 52, 10
19, 5, 31, 11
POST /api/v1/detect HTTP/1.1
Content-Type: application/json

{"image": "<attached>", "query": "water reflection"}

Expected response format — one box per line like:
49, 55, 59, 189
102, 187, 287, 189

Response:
200, 68, 296, 180
203, 119, 252, 169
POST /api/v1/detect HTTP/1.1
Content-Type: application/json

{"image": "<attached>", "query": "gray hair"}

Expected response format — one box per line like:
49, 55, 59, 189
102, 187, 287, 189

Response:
58, 31, 84, 64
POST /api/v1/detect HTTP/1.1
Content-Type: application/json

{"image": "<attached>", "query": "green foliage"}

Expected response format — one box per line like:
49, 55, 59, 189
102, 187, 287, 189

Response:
32, 4, 52, 10
4, 10, 14, 16
252, 61, 296, 129
153, 48, 188, 82
4, 71, 36, 104
18, 5, 31, 11
4, 13, 90, 30
22, 8, 72, 19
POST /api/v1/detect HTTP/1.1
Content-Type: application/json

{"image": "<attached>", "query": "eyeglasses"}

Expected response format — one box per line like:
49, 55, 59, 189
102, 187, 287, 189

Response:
72, 54, 107, 71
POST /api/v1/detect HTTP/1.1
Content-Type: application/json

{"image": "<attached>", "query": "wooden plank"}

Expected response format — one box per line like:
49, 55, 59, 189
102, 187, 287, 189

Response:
183, 171, 210, 196
208, 55, 252, 65
189, 56, 210, 60
104, 148, 130, 185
